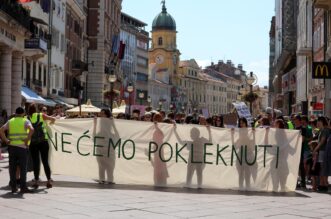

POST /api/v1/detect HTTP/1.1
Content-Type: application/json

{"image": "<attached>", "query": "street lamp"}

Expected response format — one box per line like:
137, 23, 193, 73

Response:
245, 71, 257, 117
127, 82, 134, 116
181, 105, 185, 113
138, 91, 145, 105
170, 103, 174, 112
108, 71, 117, 113
158, 100, 163, 110
147, 96, 152, 107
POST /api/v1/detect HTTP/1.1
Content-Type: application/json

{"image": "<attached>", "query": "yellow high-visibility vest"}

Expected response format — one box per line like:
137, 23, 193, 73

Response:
8, 117, 28, 146
287, 121, 294, 130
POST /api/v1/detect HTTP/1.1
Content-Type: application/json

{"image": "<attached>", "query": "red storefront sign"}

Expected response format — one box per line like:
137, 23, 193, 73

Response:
313, 103, 324, 110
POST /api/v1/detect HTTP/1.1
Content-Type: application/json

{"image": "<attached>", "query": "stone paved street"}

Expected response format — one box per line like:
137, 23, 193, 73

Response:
1, 154, 331, 219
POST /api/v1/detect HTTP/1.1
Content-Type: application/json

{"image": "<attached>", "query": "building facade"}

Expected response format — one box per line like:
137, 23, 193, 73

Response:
201, 73, 227, 115
22, 0, 66, 100
148, 1, 180, 110
86, 0, 122, 107
120, 12, 149, 106
0, 2, 31, 114
296, 0, 313, 114
64, 0, 87, 104
269, 16, 276, 107
148, 63, 171, 111
273, 0, 298, 115
178, 59, 206, 114
313, 0, 331, 116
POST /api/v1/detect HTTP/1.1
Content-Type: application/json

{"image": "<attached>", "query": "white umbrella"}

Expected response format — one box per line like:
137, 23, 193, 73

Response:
66, 99, 101, 114
112, 105, 126, 115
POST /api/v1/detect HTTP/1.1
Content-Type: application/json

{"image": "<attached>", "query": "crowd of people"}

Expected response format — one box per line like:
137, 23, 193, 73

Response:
1, 103, 331, 193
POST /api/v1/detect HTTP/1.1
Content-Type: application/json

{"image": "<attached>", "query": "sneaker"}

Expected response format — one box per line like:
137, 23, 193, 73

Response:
32, 181, 39, 189
11, 187, 18, 193
46, 181, 52, 188
20, 188, 34, 194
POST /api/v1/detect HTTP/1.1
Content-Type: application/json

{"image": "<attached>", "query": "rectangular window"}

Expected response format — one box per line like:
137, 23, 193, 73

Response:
136, 72, 148, 82
38, 65, 42, 80
43, 68, 47, 87
137, 39, 148, 50
60, 34, 65, 52
137, 56, 148, 67
33, 62, 36, 81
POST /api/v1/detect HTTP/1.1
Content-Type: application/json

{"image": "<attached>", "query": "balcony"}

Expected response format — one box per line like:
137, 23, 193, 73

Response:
314, 0, 331, 9
32, 79, 42, 87
0, 1, 31, 30
24, 38, 47, 59
72, 60, 88, 72
296, 47, 312, 57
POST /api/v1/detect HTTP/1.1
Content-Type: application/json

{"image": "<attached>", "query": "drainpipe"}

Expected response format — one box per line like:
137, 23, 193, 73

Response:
47, 0, 53, 97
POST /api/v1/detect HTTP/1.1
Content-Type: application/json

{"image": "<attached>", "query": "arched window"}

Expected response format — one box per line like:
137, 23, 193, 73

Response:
158, 37, 163, 46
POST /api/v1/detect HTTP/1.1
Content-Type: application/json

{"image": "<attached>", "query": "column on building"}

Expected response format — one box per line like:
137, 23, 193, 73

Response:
22, 57, 27, 85
12, 52, 23, 111
0, 47, 13, 114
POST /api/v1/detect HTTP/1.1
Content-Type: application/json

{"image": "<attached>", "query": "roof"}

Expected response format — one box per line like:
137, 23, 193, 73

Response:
121, 12, 147, 27
203, 68, 241, 83
179, 59, 200, 69
152, 3, 176, 31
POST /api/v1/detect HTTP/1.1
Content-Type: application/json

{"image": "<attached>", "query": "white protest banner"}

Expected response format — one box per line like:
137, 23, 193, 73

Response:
232, 102, 254, 126
48, 118, 302, 192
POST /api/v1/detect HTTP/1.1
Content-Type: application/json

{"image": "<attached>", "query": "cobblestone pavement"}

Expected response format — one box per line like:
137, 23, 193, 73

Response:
1, 154, 331, 219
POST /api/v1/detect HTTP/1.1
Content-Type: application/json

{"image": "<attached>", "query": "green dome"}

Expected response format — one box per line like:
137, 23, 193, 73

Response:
152, 3, 176, 31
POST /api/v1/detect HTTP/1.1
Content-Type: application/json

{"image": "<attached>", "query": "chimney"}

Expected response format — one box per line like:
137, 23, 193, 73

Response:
238, 64, 243, 70
218, 60, 224, 65
211, 62, 214, 66
226, 60, 232, 65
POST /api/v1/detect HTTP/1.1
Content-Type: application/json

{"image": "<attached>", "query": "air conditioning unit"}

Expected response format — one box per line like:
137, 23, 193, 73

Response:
51, 88, 65, 97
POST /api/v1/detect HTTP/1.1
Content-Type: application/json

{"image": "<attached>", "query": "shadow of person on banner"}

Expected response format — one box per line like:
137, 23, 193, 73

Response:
231, 126, 257, 190
268, 126, 296, 192
93, 115, 119, 184
174, 124, 211, 188
149, 113, 169, 187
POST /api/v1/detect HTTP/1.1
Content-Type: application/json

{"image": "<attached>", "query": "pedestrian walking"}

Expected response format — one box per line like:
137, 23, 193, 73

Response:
0, 107, 34, 193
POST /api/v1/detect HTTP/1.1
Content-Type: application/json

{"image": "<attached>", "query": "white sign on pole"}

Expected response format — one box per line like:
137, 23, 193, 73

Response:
232, 102, 254, 126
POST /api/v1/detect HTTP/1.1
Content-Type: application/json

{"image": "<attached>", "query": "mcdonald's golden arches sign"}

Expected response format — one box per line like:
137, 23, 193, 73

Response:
312, 62, 331, 79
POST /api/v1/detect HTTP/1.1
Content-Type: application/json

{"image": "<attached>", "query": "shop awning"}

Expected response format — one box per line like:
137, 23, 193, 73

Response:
21, 86, 47, 104
54, 98, 74, 108
44, 98, 57, 107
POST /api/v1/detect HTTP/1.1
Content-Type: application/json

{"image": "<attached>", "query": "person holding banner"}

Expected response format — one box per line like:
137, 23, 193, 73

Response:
150, 113, 169, 186
28, 104, 56, 189
174, 117, 211, 189
235, 117, 257, 189
94, 111, 117, 184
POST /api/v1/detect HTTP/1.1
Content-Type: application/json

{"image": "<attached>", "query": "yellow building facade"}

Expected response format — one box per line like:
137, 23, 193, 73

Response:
148, 1, 181, 109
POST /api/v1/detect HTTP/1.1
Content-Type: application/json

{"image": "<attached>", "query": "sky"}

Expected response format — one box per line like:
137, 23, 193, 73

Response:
122, 0, 275, 87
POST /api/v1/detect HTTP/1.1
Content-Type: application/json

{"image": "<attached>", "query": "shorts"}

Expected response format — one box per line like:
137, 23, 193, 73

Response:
318, 151, 325, 163
304, 150, 312, 161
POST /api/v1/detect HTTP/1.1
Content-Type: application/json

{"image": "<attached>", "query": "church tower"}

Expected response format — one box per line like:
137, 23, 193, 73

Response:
149, 1, 180, 86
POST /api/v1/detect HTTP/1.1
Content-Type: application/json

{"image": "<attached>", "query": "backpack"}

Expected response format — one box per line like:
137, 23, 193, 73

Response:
30, 114, 45, 145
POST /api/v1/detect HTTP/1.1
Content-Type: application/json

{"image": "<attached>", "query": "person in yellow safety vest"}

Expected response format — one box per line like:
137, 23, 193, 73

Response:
0, 107, 34, 194
28, 104, 56, 189
287, 121, 294, 129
